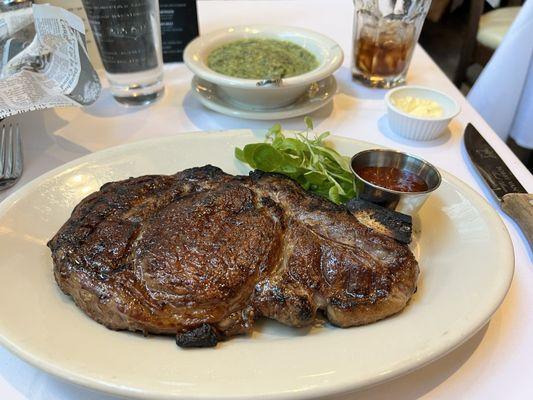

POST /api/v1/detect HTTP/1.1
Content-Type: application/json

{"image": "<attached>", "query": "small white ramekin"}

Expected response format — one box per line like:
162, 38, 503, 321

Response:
184, 25, 343, 109
385, 86, 461, 141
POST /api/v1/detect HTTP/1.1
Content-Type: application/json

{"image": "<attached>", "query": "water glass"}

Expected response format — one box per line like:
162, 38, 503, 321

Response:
82, 0, 164, 105
352, 0, 431, 88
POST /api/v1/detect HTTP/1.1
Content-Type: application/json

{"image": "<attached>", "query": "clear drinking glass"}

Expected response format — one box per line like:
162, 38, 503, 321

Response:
352, 0, 431, 88
81, 0, 164, 105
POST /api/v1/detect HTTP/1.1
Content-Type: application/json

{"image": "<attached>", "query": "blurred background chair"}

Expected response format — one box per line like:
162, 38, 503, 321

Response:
477, 6, 521, 48
454, 0, 523, 87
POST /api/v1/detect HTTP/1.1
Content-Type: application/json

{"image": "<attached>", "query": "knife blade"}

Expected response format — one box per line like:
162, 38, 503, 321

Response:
464, 123, 533, 249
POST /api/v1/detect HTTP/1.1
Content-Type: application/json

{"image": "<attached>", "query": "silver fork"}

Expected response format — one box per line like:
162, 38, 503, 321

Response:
0, 123, 23, 191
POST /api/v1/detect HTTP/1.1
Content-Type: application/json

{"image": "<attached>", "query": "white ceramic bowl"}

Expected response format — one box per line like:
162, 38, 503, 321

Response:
183, 25, 344, 109
385, 86, 461, 141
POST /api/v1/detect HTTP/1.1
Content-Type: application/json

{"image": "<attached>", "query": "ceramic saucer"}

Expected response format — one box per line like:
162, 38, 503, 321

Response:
191, 75, 337, 120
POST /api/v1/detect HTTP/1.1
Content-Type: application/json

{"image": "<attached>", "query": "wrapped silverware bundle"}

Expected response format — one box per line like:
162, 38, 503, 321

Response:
0, 3, 101, 119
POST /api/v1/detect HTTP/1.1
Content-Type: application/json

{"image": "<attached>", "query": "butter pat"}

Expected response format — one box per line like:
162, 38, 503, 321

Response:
392, 96, 443, 118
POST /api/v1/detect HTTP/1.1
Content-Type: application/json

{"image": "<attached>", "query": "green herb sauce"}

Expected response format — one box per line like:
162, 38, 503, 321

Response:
207, 39, 318, 79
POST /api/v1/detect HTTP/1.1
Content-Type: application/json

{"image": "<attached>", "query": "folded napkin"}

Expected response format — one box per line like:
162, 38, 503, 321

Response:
467, 0, 533, 149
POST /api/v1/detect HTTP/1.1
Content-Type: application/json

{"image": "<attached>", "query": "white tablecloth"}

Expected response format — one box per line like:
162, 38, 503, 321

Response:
468, 0, 533, 148
1, 1, 532, 399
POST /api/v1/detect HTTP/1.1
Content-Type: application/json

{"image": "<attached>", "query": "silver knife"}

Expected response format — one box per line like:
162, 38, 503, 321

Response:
464, 123, 533, 249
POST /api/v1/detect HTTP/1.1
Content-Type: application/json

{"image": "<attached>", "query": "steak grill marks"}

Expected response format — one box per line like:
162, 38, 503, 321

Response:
48, 165, 419, 347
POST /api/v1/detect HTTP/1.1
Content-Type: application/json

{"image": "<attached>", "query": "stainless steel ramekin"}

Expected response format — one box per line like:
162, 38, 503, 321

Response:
350, 149, 442, 215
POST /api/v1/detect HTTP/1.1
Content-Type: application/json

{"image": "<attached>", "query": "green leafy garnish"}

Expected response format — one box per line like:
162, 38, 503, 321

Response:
235, 120, 356, 204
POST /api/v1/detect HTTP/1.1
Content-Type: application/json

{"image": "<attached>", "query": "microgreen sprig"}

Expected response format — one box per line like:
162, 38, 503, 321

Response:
235, 118, 356, 204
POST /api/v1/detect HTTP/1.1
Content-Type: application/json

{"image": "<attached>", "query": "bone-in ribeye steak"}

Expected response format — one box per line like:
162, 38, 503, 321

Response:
48, 166, 418, 347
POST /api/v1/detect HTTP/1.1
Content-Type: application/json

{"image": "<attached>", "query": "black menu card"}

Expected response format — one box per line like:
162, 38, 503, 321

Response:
159, 0, 199, 63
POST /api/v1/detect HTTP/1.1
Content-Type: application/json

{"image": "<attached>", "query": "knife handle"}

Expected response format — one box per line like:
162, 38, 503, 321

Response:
501, 193, 533, 250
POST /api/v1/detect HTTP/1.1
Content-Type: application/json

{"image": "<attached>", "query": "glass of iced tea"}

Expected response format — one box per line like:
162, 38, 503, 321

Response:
352, 0, 431, 88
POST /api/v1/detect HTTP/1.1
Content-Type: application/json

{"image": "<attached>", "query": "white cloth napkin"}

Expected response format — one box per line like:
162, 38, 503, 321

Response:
467, 0, 533, 149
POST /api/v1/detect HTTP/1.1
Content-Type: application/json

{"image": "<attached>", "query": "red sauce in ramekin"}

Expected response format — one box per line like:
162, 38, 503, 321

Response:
355, 166, 428, 192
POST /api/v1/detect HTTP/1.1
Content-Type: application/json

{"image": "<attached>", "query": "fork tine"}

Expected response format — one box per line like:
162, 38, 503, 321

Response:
12, 124, 23, 178
4, 124, 13, 178
0, 123, 23, 186
0, 125, 6, 178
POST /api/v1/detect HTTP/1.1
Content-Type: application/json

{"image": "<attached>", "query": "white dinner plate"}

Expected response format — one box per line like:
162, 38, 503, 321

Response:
0, 131, 514, 400
191, 75, 337, 120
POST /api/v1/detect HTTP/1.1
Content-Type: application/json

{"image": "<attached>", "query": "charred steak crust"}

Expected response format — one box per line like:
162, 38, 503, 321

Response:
48, 165, 419, 346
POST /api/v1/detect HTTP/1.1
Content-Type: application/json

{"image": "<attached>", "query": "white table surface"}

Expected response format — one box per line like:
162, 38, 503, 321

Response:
1, 1, 532, 399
